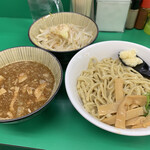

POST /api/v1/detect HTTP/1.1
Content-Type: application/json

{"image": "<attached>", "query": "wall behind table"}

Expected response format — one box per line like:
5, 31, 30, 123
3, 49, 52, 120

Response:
0, 0, 70, 18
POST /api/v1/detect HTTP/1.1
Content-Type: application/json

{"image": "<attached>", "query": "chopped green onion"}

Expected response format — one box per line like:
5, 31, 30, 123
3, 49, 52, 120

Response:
145, 92, 150, 116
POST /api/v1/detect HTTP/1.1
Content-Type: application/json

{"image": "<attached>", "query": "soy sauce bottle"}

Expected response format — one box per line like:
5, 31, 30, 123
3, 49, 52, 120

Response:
126, 0, 142, 29
135, 0, 150, 29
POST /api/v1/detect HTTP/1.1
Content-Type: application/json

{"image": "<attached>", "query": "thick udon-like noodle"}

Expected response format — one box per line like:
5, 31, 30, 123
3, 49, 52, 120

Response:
77, 58, 150, 128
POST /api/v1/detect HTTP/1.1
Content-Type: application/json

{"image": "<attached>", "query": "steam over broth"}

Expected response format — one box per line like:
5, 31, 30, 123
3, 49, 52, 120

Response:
0, 61, 55, 120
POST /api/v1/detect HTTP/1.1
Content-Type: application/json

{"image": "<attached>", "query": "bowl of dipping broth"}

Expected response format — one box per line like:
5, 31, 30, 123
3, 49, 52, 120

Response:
0, 46, 63, 123
65, 40, 150, 136
28, 12, 98, 68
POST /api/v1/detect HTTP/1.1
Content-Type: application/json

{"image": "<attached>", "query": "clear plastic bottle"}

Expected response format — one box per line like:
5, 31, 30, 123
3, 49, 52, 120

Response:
27, 0, 64, 21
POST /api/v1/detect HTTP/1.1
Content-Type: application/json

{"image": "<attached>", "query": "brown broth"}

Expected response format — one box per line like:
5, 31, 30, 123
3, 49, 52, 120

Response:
0, 61, 55, 120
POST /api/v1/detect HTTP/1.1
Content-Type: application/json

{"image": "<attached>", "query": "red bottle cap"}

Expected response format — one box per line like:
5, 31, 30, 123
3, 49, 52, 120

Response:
141, 0, 150, 8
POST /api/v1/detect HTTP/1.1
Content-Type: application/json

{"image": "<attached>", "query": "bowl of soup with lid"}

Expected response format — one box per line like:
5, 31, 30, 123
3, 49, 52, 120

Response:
0, 46, 63, 123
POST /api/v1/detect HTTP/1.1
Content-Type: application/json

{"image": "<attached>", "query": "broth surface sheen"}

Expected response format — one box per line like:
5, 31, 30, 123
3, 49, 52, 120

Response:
0, 61, 55, 120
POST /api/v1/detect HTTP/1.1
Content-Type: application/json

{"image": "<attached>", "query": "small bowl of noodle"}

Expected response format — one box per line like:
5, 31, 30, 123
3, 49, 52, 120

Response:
28, 12, 98, 68
65, 40, 150, 136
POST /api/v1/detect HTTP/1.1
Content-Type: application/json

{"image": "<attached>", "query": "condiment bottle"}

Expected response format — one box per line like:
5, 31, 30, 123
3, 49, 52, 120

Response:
143, 1, 150, 35
134, 0, 150, 29
126, 0, 142, 29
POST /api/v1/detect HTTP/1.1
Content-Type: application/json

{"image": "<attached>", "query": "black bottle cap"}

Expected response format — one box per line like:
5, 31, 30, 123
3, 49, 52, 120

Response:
131, 0, 143, 9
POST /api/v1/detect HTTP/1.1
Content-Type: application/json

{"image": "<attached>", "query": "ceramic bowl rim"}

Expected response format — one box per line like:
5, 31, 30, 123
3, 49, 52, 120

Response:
65, 40, 150, 136
0, 46, 63, 123
28, 12, 99, 53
